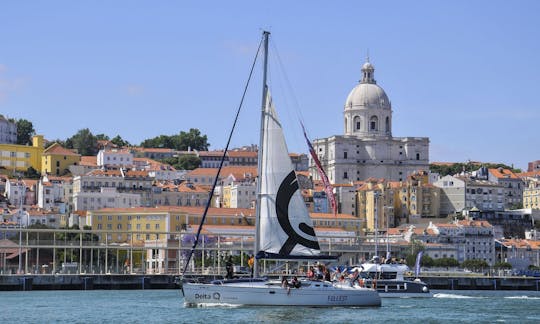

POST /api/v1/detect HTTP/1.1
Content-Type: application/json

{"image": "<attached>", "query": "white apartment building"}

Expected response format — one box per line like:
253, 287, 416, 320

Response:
427, 220, 495, 265
226, 181, 256, 209
0, 116, 17, 144
97, 148, 133, 167
73, 169, 153, 208
37, 175, 69, 212
73, 187, 140, 211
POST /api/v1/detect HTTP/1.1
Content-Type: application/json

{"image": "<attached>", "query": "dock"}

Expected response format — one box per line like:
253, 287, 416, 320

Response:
1, 274, 539, 291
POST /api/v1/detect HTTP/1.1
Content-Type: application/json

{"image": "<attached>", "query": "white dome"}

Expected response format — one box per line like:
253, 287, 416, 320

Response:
345, 83, 391, 110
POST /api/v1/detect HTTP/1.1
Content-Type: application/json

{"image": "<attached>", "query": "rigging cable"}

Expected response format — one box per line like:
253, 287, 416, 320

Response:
181, 35, 264, 277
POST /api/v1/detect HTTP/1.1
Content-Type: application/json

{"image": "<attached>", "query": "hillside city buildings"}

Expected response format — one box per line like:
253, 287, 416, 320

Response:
1, 61, 539, 274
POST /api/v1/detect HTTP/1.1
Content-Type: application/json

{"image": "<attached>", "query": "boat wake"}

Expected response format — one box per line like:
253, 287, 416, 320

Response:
433, 293, 478, 299
184, 302, 241, 308
504, 295, 540, 300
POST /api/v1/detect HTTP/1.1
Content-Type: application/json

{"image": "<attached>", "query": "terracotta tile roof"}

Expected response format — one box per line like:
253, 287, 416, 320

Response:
456, 220, 493, 228
133, 158, 177, 171
227, 151, 257, 158
94, 206, 256, 216
488, 168, 518, 179
197, 151, 224, 157
44, 143, 80, 156
517, 171, 540, 178
187, 166, 257, 179
80, 156, 97, 166
44, 176, 72, 182
311, 213, 357, 219
156, 182, 210, 193
435, 223, 459, 228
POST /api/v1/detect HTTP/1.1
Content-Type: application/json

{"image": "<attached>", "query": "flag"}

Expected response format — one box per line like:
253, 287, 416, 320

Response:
414, 251, 423, 278
301, 122, 337, 216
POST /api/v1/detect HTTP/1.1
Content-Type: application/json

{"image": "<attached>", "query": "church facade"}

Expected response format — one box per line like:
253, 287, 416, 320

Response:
311, 60, 429, 183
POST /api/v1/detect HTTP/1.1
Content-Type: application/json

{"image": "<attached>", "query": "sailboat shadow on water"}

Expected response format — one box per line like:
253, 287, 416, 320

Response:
181, 31, 381, 307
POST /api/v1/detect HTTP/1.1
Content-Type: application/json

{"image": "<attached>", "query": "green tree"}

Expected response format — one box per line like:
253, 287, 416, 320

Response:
430, 162, 521, 176
433, 257, 460, 267
95, 134, 110, 141
493, 262, 512, 269
140, 129, 209, 151
66, 128, 98, 156
461, 259, 489, 272
162, 155, 201, 170
111, 135, 130, 147
140, 134, 174, 149
176, 128, 209, 151
23, 166, 40, 179
405, 240, 425, 267
16, 119, 35, 145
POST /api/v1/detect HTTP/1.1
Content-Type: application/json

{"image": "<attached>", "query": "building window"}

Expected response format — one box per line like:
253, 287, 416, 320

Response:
344, 152, 348, 159
343, 172, 348, 179
370, 116, 378, 131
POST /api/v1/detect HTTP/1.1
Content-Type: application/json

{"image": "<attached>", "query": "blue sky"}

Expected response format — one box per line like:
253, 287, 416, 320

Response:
1, 1, 539, 170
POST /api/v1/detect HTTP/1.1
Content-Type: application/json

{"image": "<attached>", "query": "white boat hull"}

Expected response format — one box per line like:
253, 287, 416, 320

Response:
182, 279, 381, 307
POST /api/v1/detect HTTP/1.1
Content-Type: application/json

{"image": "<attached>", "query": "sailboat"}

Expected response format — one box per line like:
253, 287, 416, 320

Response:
181, 31, 381, 307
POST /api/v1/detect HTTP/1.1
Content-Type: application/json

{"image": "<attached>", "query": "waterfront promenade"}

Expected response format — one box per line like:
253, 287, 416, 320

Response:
1, 273, 539, 291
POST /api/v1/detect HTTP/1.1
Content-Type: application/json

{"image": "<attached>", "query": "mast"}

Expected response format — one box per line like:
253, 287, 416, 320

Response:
254, 30, 270, 277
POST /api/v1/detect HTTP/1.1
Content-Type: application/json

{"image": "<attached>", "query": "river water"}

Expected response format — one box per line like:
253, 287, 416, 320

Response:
1, 289, 539, 323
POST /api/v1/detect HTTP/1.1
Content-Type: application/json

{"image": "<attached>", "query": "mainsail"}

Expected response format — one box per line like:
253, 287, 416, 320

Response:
258, 90, 321, 258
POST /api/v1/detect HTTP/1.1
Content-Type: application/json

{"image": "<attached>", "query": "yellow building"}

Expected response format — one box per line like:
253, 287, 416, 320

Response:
356, 179, 396, 232
523, 178, 540, 209
85, 206, 256, 244
0, 135, 44, 173
42, 143, 81, 176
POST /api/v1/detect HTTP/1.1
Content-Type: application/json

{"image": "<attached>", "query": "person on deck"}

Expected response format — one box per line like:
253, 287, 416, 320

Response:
291, 276, 301, 288
225, 256, 234, 279
349, 269, 360, 287
332, 267, 342, 282
248, 255, 254, 278
282, 277, 291, 294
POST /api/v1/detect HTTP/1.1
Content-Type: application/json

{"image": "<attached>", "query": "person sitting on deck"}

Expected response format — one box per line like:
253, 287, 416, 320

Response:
307, 267, 315, 280
291, 276, 301, 288
281, 277, 291, 294
332, 267, 342, 282
323, 268, 331, 282
349, 269, 360, 287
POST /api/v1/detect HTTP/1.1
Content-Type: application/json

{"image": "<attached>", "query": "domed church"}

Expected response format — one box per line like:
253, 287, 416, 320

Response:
310, 59, 429, 183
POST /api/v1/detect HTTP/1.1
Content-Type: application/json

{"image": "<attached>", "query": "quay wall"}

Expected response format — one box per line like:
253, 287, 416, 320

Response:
0, 274, 180, 291
1, 274, 539, 291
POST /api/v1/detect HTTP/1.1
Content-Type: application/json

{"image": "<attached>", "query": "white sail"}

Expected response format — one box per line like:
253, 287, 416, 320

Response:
259, 90, 320, 257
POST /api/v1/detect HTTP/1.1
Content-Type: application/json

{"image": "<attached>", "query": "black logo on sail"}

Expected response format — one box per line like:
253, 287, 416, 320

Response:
276, 171, 320, 255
